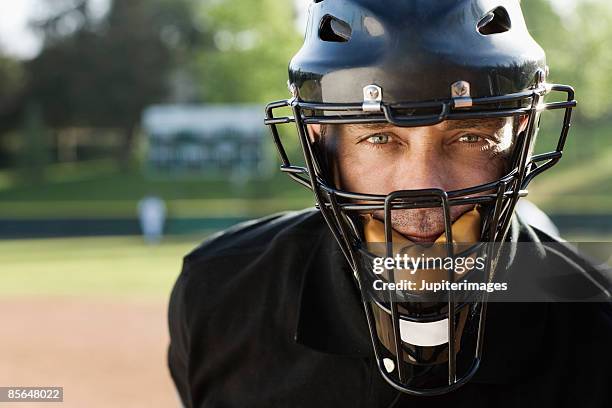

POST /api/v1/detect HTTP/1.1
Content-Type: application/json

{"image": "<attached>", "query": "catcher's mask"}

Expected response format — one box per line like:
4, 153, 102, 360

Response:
264, 0, 575, 396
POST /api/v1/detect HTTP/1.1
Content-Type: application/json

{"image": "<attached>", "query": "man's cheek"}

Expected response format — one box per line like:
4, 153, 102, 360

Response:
448, 158, 505, 188
341, 167, 391, 194
337, 154, 393, 194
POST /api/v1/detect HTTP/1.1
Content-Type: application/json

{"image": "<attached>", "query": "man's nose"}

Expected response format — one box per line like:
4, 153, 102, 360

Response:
389, 140, 448, 192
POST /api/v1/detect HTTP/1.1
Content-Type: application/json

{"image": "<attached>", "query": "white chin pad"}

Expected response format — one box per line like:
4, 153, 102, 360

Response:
399, 318, 449, 347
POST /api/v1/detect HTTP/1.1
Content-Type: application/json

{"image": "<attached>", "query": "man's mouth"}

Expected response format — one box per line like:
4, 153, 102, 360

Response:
370, 206, 476, 244
370, 214, 446, 243
400, 232, 442, 244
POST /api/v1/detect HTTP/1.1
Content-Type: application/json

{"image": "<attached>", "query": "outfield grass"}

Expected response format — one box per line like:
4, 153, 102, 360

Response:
0, 197, 313, 219
528, 146, 612, 212
0, 235, 204, 298
0, 159, 313, 218
0, 159, 311, 202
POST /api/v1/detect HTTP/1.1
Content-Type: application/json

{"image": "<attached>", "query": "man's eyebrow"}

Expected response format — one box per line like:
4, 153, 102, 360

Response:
344, 123, 393, 133
443, 118, 507, 132
341, 118, 509, 137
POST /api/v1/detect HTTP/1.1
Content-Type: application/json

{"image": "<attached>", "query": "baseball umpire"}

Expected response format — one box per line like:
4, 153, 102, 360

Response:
168, 1, 612, 407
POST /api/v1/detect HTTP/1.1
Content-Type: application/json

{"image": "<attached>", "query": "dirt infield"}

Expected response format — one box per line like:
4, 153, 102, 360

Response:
0, 297, 178, 407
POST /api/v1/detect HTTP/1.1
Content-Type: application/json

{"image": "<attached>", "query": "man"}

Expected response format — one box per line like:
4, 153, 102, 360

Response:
168, 1, 611, 407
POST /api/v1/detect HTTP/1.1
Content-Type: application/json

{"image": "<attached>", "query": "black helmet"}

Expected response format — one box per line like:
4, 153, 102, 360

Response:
265, 0, 575, 396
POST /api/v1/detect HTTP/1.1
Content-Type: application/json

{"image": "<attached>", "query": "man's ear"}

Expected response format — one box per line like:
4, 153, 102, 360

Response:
307, 124, 322, 144
518, 115, 529, 133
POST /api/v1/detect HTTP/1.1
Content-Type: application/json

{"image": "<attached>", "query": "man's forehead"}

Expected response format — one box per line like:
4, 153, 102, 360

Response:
342, 118, 509, 133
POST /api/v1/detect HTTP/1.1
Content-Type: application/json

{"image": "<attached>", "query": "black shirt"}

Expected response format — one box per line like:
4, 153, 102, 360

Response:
167, 208, 612, 408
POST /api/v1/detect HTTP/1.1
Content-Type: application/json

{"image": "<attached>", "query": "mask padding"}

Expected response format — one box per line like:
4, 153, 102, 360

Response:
319, 14, 352, 42
477, 7, 512, 35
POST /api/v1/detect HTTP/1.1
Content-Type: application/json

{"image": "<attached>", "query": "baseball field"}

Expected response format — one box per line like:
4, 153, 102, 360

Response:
0, 235, 202, 407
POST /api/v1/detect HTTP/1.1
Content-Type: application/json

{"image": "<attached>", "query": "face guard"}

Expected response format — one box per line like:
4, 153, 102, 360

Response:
264, 0, 576, 396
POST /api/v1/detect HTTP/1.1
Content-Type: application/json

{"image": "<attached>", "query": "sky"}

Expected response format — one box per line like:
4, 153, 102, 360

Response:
0, 0, 41, 59
0, 0, 577, 61
0, 0, 111, 59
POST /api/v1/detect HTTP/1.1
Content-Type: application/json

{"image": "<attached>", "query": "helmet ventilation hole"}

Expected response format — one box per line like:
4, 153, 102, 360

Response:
477, 6, 511, 35
319, 14, 352, 42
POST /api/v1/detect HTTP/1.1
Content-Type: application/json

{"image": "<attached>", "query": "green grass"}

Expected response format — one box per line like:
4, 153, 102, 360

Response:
0, 235, 204, 298
0, 159, 313, 217
0, 159, 310, 201
0, 197, 313, 218
528, 145, 612, 214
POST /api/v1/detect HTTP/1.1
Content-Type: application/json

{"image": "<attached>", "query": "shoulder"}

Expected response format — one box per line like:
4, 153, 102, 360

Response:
514, 214, 612, 301
167, 209, 327, 406
183, 207, 324, 266
511, 216, 612, 368
169, 208, 329, 318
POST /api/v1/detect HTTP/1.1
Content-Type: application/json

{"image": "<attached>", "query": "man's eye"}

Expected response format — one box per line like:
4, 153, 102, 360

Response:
367, 134, 390, 145
458, 134, 483, 143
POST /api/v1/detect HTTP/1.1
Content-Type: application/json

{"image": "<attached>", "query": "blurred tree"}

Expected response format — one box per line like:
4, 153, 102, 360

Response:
25, 0, 207, 168
523, 0, 612, 124
0, 56, 25, 113
0, 55, 26, 166
19, 102, 51, 184
192, 0, 302, 103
